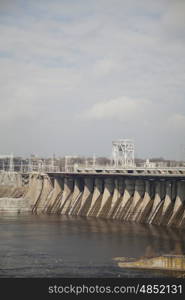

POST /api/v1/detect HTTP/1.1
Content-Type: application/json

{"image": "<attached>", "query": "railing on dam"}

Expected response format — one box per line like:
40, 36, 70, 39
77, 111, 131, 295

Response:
47, 166, 185, 178
75, 166, 185, 174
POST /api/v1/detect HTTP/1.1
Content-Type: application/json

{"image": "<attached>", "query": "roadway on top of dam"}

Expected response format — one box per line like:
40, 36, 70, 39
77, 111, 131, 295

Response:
46, 167, 185, 180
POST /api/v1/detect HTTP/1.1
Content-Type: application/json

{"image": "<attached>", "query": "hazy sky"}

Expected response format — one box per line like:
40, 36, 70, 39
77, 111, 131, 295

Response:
0, 0, 185, 159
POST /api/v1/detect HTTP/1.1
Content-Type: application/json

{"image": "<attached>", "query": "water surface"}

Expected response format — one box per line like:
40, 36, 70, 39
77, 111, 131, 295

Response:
0, 214, 184, 277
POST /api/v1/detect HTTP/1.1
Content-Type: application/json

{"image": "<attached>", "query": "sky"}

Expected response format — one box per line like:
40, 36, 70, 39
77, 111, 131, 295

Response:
0, 0, 185, 160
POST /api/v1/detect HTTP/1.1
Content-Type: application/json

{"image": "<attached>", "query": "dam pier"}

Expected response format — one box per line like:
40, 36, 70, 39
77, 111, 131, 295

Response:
0, 168, 185, 229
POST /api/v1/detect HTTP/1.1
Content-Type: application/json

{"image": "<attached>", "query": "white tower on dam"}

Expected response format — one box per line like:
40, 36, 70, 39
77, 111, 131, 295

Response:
112, 139, 135, 168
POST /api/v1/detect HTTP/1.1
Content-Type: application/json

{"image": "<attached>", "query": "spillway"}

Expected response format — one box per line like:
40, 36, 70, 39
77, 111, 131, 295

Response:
0, 171, 185, 229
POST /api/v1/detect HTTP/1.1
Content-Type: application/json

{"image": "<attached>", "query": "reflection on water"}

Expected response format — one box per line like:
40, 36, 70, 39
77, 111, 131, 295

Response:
0, 214, 185, 278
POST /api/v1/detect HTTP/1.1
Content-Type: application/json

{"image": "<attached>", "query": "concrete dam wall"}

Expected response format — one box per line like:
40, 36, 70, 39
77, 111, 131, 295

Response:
0, 172, 185, 228
0, 172, 28, 212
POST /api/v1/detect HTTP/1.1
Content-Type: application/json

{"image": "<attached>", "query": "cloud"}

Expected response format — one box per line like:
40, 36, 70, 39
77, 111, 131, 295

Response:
0, 0, 185, 159
81, 96, 150, 122
91, 58, 117, 77
161, 0, 185, 39
167, 113, 185, 130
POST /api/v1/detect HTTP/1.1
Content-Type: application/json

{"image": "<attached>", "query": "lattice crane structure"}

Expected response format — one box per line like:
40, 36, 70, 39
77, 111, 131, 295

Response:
112, 139, 135, 168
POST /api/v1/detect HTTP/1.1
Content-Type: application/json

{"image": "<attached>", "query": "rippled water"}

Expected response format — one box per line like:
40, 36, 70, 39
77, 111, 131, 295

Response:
0, 214, 185, 278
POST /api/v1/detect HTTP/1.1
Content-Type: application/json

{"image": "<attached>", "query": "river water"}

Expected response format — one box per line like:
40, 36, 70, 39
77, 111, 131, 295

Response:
0, 214, 185, 278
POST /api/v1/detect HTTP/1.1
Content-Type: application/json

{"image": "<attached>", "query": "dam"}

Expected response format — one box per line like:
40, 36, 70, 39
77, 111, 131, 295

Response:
0, 168, 185, 229
1, 168, 185, 278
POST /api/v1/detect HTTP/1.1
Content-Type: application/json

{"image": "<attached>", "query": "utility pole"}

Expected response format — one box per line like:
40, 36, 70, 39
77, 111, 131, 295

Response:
65, 155, 78, 172
20, 161, 23, 173
28, 157, 33, 172
93, 153, 96, 168
50, 155, 55, 172
9, 153, 14, 172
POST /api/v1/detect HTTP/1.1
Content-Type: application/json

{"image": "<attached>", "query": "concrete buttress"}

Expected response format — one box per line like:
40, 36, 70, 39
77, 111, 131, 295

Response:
159, 181, 176, 226
112, 179, 135, 220
58, 177, 74, 214
107, 177, 125, 218
46, 177, 63, 214
97, 178, 114, 218
34, 175, 53, 213
87, 178, 103, 217
67, 178, 83, 215
77, 177, 94, 216
134, 180, 153, 223
168, 181, 185, 227
124, 179, 145, 221
148, 181, 165, 225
